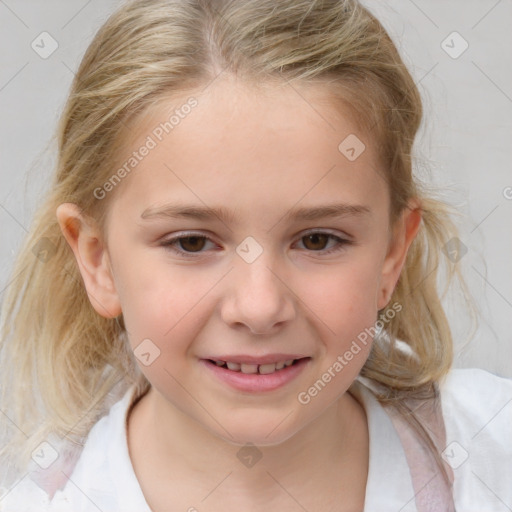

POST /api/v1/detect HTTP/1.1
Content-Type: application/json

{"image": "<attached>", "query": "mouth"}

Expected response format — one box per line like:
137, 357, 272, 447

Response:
201, 356, 311, 393
206, 358, 306, 375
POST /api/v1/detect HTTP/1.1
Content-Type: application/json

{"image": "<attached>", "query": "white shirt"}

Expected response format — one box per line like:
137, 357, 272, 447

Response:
1, 368, 511, 511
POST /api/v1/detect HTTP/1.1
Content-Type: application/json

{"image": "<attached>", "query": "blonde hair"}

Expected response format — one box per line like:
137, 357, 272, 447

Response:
0, 0, 475, 488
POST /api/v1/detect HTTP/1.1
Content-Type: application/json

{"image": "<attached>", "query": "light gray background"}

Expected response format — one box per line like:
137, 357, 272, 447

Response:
1, 1, 511, 376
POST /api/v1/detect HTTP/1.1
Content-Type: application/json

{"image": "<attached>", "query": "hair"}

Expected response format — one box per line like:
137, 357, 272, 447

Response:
0, 0, 475, 490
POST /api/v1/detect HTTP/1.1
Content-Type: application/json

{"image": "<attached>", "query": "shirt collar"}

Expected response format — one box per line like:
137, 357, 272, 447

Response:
350, 378, 418, 512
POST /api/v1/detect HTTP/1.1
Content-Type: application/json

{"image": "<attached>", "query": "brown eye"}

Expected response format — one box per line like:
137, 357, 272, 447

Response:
302, 233, 330, 251
161, 233, 217, 257
296, 232, 351, 255
178, 236, 207, 252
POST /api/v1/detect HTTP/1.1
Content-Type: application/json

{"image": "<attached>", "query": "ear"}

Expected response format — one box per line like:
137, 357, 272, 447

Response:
377, 200, 422, 310
56, 203, 122, 318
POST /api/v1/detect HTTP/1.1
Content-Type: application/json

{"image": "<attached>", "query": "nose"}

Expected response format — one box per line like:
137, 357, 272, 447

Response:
220, 252, 296, 335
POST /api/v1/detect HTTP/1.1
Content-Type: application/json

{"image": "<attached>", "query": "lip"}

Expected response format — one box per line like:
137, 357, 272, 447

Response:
200, 357, 311, 393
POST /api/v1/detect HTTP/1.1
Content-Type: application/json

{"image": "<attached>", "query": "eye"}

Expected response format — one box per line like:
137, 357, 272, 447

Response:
295, 231, 351, 255
160, 232, 217, 257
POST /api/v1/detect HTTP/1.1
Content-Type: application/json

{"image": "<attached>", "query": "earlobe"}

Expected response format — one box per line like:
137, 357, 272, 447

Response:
56, 203, 122, 318
378, 202, 422, 310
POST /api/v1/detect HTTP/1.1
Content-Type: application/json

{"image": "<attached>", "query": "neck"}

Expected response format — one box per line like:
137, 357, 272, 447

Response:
127, 385, 368, 510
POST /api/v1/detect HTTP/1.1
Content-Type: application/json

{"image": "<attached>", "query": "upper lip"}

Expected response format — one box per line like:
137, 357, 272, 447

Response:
203, 354, 309, 365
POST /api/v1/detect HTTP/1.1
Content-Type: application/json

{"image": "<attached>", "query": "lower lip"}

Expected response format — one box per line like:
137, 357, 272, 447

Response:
201, 358, 310, 393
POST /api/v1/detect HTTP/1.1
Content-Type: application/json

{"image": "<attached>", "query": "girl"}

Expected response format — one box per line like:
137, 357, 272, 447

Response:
1, 0, 510, 510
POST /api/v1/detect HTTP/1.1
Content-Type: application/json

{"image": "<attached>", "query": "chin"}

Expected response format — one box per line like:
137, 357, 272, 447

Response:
208, 411, 305, 448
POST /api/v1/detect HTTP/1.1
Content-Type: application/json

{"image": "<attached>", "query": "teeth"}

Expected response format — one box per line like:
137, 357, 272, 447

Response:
214, 359, 299, 374
240, 363, 259, 374
258, 363, 277, 374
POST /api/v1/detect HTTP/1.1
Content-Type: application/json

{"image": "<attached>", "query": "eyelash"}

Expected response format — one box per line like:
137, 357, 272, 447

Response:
160, 230, 352, 258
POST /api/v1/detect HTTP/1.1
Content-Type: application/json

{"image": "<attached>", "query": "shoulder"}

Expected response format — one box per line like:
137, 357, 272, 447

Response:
440, 367, 512, 437
439, 368, 512, 509
48, 385, 140, 511
0, 384, 144, 512
48, 384, 150, 512
441, 366, 512, 401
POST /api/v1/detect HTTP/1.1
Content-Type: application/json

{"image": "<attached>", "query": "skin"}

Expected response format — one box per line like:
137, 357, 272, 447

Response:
57, 75, 421, 511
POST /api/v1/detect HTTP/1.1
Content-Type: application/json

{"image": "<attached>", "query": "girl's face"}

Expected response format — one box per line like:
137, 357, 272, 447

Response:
74, 77, 418, 446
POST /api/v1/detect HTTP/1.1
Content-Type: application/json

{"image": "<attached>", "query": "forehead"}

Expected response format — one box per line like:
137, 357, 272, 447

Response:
107, 77, 387, 222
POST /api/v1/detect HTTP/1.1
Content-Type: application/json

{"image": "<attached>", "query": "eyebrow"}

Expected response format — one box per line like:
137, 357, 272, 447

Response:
140, 202, 371, 224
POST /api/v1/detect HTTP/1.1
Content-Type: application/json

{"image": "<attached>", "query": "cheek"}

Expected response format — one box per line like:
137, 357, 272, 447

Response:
114, 257, 207, 355
304, 258, 383, 337
117, 268, 210, 397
